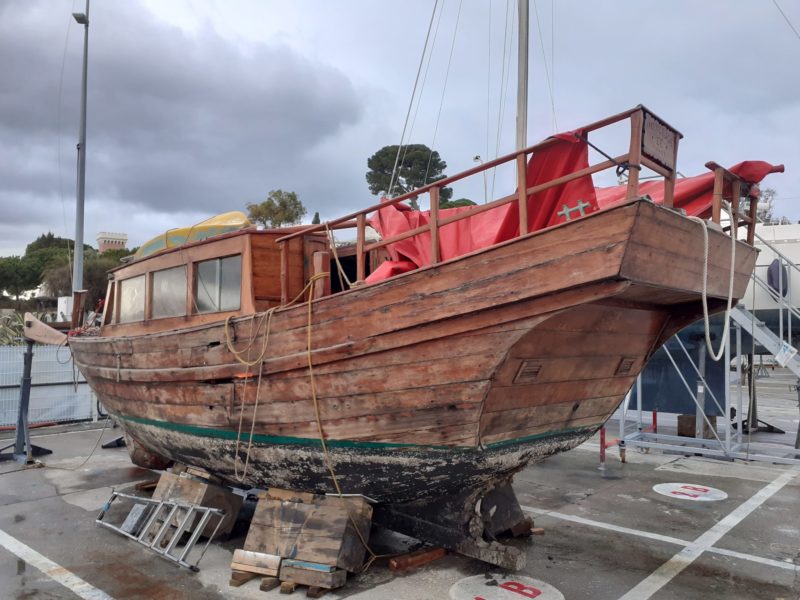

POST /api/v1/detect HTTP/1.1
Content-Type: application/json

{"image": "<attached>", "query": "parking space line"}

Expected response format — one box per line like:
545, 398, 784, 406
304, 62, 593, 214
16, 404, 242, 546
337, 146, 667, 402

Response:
521, 506, 690, 547
617, 469, 798, 600
0, 528, 114, 600
523, 497, 800, 574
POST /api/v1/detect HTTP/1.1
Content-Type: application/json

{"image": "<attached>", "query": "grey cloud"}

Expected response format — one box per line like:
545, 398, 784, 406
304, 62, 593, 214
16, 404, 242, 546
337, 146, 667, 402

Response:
0, 0, 364, 252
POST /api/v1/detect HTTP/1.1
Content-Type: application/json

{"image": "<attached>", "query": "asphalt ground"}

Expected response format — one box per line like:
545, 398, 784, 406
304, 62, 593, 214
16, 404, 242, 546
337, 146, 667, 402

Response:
1, 373, 798, 600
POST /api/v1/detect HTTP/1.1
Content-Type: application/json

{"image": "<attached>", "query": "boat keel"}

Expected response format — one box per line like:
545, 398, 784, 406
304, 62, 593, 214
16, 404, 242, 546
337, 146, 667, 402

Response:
373, 477, 531, 570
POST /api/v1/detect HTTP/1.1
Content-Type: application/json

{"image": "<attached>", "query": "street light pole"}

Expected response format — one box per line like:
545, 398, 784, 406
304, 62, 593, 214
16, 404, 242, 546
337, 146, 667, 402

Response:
72, 0, 90, 293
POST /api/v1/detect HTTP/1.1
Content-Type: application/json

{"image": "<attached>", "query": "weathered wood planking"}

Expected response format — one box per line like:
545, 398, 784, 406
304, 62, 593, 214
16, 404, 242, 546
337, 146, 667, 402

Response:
65, 197, 759, 499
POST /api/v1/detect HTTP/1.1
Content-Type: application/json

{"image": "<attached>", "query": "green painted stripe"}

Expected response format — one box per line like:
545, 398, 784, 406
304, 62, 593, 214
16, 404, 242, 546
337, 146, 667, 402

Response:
119, 414, 593, 452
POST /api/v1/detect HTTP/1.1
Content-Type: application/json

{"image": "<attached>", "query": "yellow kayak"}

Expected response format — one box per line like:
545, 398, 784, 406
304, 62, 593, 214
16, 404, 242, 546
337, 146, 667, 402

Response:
134, 211, 251, 260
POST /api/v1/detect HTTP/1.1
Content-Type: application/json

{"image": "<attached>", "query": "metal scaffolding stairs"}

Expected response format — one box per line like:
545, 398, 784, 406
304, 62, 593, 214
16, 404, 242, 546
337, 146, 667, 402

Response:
618, 224, 800, 464
729, 304, 800, 378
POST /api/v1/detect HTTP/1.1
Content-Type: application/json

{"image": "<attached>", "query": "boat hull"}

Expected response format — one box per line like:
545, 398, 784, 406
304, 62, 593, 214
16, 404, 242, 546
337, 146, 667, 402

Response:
69, 200, 758, 503
117, 415, 592, 503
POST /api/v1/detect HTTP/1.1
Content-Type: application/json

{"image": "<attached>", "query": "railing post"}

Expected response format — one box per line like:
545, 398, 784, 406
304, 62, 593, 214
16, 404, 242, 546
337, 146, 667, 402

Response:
747, 190, 758, 245
516, 153, 528, 235
356, 213, 366, 284
626, 110, 644, 199
730, 180, 741, 240
429, 187, 441, 264
662, 132, 680, 209
711, 168, 724, 225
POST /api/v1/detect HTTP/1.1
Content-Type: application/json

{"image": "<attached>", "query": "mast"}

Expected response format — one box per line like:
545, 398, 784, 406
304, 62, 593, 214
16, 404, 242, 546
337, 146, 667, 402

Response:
515, 0, 529, 152
72, 0, 90, 292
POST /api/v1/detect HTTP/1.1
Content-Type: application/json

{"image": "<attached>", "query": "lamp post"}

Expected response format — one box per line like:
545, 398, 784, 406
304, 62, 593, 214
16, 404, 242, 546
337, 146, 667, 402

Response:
72, 1, 89, 293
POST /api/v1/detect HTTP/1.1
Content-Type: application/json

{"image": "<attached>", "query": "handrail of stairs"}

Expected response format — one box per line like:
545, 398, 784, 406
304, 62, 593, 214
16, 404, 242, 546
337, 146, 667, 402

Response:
748, 229, 800, 347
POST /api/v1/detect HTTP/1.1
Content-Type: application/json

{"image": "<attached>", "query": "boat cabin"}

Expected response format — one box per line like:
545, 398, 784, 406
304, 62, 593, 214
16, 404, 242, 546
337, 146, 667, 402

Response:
100, 228, 362, 335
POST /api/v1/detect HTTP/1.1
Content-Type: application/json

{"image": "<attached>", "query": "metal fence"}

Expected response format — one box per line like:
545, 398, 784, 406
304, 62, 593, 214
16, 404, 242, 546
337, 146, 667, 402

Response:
0, 344, 96, 427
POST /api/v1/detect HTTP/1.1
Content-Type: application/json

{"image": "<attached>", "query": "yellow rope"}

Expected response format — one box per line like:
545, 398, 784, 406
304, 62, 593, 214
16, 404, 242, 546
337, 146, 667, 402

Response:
224, 271, 388, 568
324, 221, 354, 290
225, 274, 327, 481
302, 273, 393, 571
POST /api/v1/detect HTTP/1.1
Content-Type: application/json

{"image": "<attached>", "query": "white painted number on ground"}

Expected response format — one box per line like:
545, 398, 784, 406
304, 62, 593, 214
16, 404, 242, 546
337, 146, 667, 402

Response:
449, 575, 564, 600
653, 482, 728, 502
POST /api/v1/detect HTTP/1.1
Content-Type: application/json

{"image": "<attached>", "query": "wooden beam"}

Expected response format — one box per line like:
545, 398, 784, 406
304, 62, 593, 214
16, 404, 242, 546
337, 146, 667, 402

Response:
356, 214, 366, 283
711, 168, 724, 225
280, 242, 288, 305
747, 188, 758, 245
730, 179, 741, 241
429, 187, 441, 264
663, 132, 680, 209
625, 109, 643, 199
313, 252, 331, 299
517, 154, 528, 235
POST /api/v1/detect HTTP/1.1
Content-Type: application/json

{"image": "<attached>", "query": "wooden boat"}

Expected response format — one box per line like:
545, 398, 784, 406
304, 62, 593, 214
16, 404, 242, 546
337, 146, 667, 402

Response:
26, 107, 776, 568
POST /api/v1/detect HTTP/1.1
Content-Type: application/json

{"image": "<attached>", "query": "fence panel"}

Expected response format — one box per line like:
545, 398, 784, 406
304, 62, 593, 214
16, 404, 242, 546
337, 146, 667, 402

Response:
0, 345, 96, 427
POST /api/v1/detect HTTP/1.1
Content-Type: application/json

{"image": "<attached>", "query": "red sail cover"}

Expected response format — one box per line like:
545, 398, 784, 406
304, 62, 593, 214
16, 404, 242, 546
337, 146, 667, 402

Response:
595, 160, 779, 217
367, 135, 780, 283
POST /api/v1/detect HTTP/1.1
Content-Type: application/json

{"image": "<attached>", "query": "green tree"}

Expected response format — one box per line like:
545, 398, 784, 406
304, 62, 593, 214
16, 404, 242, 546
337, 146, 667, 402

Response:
439, 198, 476, 209
366, 144, 453, 209
247, 190, 307, 228
312, 212, 321, 225
0, 256, 42, 304
26, 232, 90, 255
43, 253, 121, 310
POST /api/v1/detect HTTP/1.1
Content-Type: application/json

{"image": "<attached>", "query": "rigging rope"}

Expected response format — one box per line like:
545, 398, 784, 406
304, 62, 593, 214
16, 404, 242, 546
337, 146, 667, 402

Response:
388, 0, 441, 198
532, 0, 557, 132
400, 0, 446, 181
491, 0, 515, 199
423, 0, 463, 190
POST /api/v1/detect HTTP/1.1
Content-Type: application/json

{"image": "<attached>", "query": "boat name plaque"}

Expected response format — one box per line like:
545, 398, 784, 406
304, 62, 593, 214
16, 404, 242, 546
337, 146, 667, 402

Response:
642, 112, 676, 172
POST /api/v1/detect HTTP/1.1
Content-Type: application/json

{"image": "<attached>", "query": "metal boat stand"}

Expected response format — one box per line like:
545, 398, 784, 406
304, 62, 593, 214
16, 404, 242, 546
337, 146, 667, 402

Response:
372, 477, 533, 570
0, 340, 52, 464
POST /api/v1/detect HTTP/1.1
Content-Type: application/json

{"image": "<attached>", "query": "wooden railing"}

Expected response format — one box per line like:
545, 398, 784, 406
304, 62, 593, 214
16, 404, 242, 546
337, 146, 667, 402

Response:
276, 105, 685, 303
706, 161, 767, 246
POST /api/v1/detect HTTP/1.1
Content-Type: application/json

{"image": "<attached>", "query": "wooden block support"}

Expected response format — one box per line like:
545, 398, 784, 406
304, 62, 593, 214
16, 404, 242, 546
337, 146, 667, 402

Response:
152, 471, 242, 538
279, 561, 346, 591
244, 488, 372, 573
260, 576, 280, 592
230, 549, 281, 577
229, 570, 258, 588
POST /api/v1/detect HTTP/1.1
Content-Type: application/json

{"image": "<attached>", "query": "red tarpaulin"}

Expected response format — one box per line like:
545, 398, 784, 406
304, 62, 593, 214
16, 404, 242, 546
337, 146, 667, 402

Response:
367, 135, 781, 284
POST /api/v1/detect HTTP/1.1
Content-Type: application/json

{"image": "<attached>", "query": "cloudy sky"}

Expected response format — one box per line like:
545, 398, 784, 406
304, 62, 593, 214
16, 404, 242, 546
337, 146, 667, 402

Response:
1, 0, 798, 256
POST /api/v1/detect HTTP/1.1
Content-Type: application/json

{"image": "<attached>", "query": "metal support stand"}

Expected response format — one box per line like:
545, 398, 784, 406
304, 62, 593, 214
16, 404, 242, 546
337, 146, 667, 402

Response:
102, 436, 126, 449
0, 340, 52, 464
795, 378, 800, 451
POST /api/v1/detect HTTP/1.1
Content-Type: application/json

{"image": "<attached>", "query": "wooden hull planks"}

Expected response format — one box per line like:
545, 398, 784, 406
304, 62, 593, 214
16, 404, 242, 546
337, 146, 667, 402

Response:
68, 199, 758, 502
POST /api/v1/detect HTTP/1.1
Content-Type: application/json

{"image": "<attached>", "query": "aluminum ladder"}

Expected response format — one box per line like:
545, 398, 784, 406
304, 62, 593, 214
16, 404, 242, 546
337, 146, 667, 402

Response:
97, 490, 225, 571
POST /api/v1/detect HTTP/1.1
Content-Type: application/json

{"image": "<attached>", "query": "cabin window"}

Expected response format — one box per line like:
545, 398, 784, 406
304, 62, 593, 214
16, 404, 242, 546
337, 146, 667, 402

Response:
151, 266, 187, 319
118, 275, 145, 323
195, 255, 241, 313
